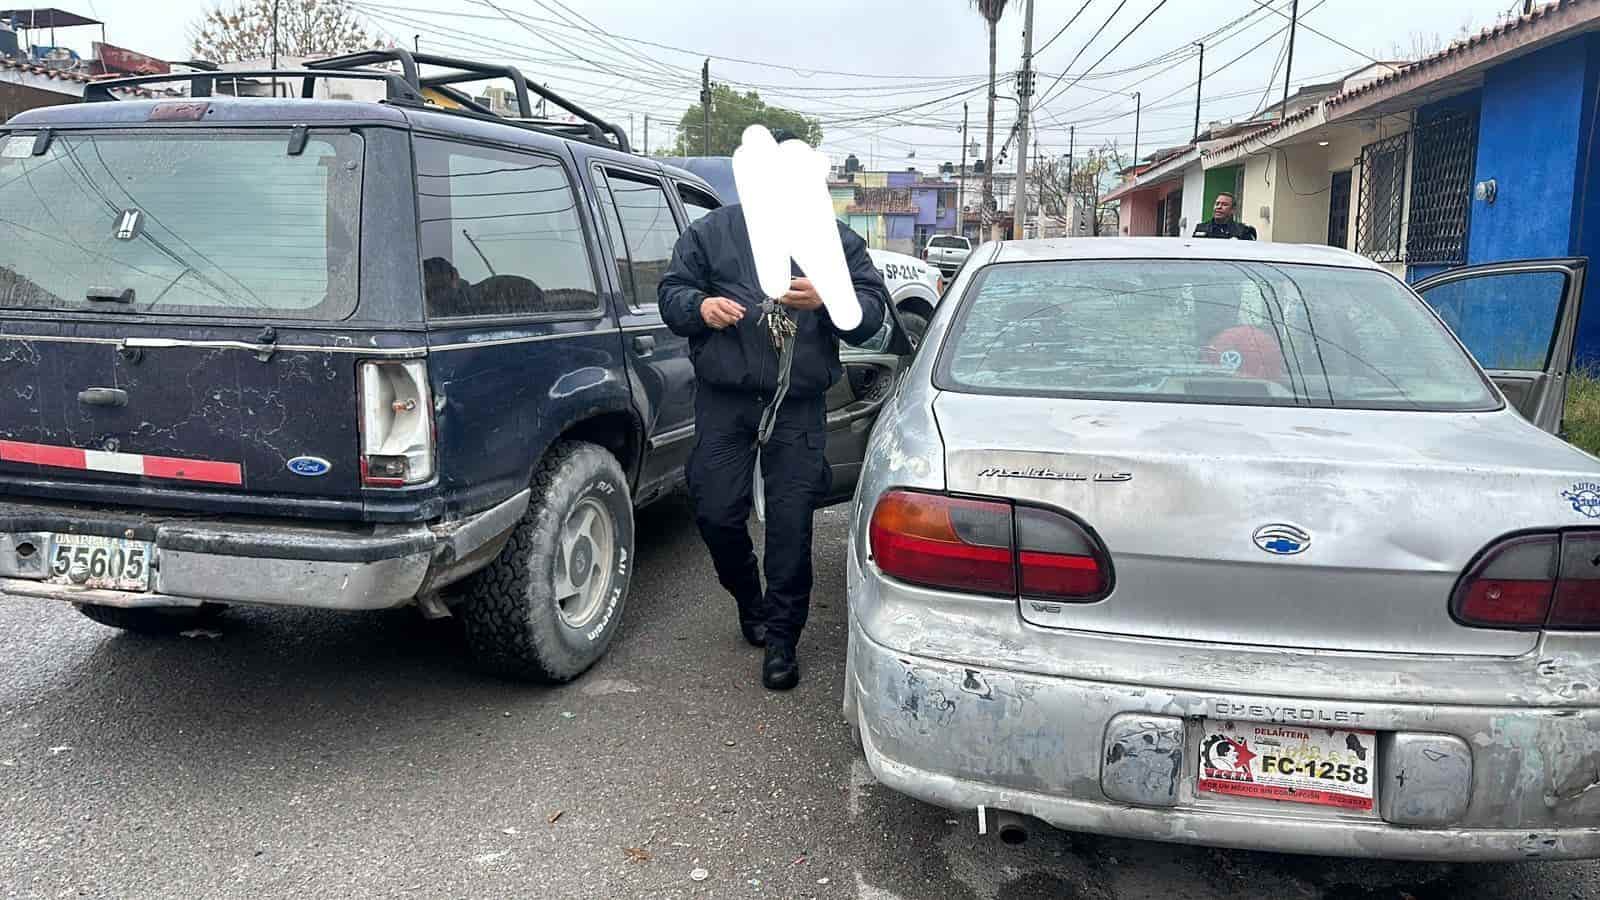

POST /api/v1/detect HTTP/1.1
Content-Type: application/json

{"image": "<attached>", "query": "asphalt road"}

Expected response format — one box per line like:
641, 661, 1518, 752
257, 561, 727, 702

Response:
4, 498, 1600, 899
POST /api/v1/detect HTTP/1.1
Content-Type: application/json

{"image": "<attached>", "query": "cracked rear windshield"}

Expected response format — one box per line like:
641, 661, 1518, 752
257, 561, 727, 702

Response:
0, 129, 361, 319
939, 259, 1498, 411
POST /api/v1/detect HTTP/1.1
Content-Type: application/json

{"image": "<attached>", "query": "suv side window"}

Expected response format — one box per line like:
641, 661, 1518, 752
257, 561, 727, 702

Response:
593, 167, 680, 313
414, 137, 599, 319
678, 184, 720, 224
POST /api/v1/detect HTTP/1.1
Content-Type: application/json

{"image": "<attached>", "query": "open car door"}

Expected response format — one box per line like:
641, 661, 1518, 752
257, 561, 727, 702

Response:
1415, 258, 1587, 434
821, 305, 918, 506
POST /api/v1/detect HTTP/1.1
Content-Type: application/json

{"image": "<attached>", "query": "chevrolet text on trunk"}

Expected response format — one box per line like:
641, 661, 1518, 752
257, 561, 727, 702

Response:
845, 238, 1600, 860
0, 50, 912, 682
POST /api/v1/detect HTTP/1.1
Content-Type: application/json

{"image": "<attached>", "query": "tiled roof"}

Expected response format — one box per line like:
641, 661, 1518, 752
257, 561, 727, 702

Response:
0, 56, 151, 95
1205, 0, 1600, 158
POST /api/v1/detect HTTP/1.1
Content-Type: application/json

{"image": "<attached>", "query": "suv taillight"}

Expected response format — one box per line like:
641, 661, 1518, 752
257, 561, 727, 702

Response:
358, 359, 434, 487
868, 489, 1111, 601
1451, 530, 1600, 629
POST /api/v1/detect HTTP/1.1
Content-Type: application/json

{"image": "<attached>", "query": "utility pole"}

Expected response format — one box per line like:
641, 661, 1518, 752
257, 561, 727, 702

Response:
1281, 0, 1300, 118
1011, 0, 1036, 241
700, 59, 712, 156
1132, 92, 1141, 170
643, 113, 650, 157
413, 34, 420, 53
1193, 42, 1204, 142
628, 113, 634, 151
956, 101, 969, 236
1067, 125, 1075, 189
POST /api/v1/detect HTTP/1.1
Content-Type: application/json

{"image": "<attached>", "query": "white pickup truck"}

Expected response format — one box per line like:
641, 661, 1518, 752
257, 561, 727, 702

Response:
921, 234, 971, 275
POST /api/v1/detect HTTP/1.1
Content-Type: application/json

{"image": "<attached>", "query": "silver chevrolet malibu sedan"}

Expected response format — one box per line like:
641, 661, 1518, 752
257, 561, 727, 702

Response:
843, 237, 1600, 861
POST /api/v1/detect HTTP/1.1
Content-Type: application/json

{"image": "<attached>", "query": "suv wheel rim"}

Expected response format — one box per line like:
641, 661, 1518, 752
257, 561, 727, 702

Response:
553, 497, 616, 629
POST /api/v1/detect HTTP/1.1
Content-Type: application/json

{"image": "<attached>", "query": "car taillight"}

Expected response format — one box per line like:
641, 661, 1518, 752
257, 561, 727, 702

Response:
1016, 505, 1110, 599
868, 490, 1110, 601
1550, 532, 1600, 627
869, 491, 1014, 595
358, 359, 434, 487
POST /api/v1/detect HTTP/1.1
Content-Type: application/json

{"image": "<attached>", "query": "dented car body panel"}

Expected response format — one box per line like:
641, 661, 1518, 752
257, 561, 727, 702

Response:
845, 238, 1600, 860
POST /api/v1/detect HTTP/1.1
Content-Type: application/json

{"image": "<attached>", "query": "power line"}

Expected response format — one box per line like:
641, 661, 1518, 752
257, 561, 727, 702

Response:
1249, 0, 1382, 63
354, 0, 1003, 81
1033, 0, 1131, 114
1036, 0, 1330, 137
1034, 0, 1098, 56
1034, 0, 1174, 113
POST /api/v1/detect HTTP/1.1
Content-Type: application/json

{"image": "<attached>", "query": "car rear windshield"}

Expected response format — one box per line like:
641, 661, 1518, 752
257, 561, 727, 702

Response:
0, 129, 361, 320
929, 236, 967, 249
937, 259, 1499, 411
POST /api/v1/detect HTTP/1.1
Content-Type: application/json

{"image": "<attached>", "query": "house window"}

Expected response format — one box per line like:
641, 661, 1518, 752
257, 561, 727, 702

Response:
1406, 108, 1478, 265
1355, 132, 1409, 263
1163, 188, 1183, 236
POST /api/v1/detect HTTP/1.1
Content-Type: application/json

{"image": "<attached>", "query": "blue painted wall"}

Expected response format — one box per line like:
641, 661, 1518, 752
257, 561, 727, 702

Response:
1408, 36, 1600, 365
1465, 36, 1600, 365
1468, 39, 1590, 264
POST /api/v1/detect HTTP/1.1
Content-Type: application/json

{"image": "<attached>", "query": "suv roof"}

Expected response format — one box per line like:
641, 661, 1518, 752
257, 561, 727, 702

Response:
4, 47, 715, 196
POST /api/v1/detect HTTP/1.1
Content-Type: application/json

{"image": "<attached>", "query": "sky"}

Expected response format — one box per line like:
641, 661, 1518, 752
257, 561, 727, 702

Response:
32, 0, 1525, 168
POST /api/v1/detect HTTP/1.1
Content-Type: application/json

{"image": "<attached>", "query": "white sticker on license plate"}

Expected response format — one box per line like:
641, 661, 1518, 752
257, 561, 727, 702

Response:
1197, 719, 1376, 811
48, 534, 154, 592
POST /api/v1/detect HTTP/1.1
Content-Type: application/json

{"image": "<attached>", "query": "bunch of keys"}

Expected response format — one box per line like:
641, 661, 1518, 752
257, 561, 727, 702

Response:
758, 299, 798, 355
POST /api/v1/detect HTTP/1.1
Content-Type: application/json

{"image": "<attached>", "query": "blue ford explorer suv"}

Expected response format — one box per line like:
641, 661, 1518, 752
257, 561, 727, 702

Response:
0, 51, 908, 682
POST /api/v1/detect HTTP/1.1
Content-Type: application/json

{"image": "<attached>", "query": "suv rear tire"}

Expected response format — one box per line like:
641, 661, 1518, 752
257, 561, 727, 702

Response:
76, 602, 224, 635
459, 440, 635, 683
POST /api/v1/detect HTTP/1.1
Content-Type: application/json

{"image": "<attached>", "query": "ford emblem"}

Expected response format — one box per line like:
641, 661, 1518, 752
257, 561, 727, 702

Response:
287, 456, 332, 477
1253, 523, 1310, 556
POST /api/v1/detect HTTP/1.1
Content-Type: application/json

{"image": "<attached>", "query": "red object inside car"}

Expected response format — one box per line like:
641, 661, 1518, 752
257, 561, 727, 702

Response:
1203, 325, 1286, 380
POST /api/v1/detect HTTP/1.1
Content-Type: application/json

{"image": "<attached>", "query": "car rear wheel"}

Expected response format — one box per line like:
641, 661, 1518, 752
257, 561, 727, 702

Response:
76, 602, 224, 635
458, 441, 635, 683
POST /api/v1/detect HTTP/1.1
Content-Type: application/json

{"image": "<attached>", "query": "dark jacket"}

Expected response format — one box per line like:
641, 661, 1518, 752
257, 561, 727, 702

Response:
1193, 219, 1258, 240
657, 204, 889, 398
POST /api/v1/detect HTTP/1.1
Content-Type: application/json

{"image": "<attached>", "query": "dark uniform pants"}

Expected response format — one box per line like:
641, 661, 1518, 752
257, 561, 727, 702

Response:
685, 384, 831, 648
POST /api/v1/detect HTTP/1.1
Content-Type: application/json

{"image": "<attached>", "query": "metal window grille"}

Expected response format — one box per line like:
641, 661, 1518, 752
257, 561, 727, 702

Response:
1406, 109, 1478, 265
1355, 132, 1409, 263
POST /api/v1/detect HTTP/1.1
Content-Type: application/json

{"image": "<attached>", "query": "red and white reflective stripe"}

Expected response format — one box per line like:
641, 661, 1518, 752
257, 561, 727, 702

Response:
0, 440, 243, 486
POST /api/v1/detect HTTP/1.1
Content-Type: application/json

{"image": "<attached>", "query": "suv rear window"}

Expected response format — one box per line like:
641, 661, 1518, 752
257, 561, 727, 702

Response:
929, 236, 967, 249
937, 259, 1498, 411
0, 129, 361, 319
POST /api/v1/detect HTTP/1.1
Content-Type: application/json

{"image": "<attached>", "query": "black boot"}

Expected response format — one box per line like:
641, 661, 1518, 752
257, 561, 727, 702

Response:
740, 621, 767, 648
762, 642, 799, 691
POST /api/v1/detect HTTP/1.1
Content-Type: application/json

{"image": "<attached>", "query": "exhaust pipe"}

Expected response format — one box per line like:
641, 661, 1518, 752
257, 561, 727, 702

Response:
994, 810, 1029, 845
979, 807, 1029, 846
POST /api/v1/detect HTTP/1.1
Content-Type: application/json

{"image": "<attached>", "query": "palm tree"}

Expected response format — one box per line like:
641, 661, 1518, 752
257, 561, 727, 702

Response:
970, 0, 1008, 243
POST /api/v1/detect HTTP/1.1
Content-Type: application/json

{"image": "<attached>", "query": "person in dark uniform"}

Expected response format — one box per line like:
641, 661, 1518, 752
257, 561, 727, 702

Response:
1192, 191, 1258, 240
657, 185, 895, 691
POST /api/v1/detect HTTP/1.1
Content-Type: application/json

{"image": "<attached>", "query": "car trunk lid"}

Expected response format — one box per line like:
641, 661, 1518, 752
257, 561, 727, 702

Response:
936, 392, 1600, 656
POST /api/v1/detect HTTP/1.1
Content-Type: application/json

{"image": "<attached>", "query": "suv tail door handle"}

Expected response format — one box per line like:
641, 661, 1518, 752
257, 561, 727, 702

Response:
77, 387, 129, 408
632, 334, 656, 356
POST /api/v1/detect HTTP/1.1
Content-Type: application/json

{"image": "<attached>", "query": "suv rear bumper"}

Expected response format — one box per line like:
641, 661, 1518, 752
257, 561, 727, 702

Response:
0, 491, 529, 611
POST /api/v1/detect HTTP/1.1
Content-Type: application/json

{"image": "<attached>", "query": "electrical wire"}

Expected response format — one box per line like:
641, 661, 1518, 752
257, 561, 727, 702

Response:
1034, 0, 1098, 56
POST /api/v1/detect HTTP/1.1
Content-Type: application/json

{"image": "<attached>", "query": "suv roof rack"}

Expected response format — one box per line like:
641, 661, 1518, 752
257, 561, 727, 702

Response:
78, 47, 630, 152
308, 49, 629, 152
79, 47, 632, 154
